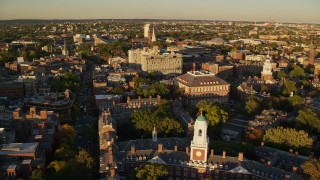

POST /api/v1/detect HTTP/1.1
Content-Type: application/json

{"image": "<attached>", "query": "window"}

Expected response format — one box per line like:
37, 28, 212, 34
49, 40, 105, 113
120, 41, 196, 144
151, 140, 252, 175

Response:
198, 129, 202, 136
191, 173, 195, 178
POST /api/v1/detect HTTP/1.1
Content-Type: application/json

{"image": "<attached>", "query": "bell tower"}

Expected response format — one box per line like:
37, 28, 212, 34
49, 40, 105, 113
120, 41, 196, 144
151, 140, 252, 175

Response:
261, 50, 273, 81
190, 113, 209, 164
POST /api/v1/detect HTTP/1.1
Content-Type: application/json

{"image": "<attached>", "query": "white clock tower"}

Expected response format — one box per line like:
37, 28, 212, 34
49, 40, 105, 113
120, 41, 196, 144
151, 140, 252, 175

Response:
190, 113, 209, 164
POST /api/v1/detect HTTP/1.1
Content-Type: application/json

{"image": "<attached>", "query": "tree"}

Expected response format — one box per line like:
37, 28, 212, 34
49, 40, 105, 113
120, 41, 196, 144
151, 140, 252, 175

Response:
29, 169, 45, 180
54, 144, 76, 161
111, 86, 124, 95
244, 96, 262, 115
135, 164, 168, 180
47, 160, 68, 173
288, 95, 304, 109
51, 72, 80, 93
281, 81, 297, 96
296, 108, 320, 133
290, 65, 306, 79
260, 85, 269, 93
301, 158, 320, 180
58, 124, 77, 145
273, 71, 287, 80
75, 149, 94, 169
263, 127, 313, 153
196, 101, 228, 126
133, 77, 147, 88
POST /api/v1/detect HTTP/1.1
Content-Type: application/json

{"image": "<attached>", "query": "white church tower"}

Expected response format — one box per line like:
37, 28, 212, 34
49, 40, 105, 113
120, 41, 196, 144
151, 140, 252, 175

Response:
190, 113, 209, 164
261, 51, 273, 81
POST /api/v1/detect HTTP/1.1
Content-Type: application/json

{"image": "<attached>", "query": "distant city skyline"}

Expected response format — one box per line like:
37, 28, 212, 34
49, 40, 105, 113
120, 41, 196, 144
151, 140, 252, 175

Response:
0, 0, 319, 24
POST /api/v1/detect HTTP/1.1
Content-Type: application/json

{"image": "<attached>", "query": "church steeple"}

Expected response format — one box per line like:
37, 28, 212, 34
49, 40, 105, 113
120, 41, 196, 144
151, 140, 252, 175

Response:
151, 26, 156, 42
62, 38, 69, 56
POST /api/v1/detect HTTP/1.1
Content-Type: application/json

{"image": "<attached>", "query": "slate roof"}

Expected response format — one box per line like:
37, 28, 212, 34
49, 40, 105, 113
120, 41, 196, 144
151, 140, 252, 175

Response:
175, 71, 230, 87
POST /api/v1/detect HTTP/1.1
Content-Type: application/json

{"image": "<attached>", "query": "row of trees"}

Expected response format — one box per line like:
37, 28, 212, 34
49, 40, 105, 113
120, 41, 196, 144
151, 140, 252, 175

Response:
263, 127, 313, 154
30, 124, 95, 180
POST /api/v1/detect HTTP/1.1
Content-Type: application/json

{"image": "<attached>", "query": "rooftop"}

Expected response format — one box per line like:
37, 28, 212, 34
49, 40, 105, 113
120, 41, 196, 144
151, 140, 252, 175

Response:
0, 142, 38, 155
175, 71, 229, 87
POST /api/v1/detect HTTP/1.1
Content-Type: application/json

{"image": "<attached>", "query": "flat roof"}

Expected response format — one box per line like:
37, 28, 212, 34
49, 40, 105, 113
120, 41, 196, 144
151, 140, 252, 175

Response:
0, 142, 38, 155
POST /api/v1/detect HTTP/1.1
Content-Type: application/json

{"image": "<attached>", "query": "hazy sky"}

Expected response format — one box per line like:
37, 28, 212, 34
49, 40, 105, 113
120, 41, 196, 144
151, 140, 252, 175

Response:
0, 0, 319, 23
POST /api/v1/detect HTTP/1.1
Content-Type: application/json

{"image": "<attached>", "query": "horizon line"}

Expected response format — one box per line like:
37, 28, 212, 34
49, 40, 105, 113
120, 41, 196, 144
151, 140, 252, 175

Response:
0, 18, 319, 25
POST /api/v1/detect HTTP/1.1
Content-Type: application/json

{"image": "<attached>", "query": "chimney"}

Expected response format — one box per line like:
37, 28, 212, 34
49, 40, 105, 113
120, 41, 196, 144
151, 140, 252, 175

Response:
131, 146, 136, 153
295, 151, 299, 156
7, 165, 17, 177
267, 161, 272, 167
35, 135, 43, 142
289, 149, 293, 154
222, 151, 226, 158
186, 147, 189, 155
174, 145, 178, 151
210, 149, 214, 157
110, 167, 116, 177
292, 166, 298, 173
157, 95, 161, 100
261, 142, 264, 146
127, 96, 131, 104
21, 160, 32, 175
138, 96, 141, 100
192, 63, 196, 71
284, 175, 290, 180
158, 144, 163, 152
40, 110, 47, 119
108, 146, 113, 163
238, 152, 244, 161
149, 96, 152, 99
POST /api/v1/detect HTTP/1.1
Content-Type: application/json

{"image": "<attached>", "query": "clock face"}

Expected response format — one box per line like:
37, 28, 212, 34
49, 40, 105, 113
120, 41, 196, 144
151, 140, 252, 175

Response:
196, 151, 202, 157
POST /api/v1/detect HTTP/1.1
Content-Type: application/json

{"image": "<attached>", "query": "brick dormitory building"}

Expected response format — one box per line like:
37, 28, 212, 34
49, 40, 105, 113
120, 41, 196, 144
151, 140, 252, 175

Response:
99, 111, 303, 179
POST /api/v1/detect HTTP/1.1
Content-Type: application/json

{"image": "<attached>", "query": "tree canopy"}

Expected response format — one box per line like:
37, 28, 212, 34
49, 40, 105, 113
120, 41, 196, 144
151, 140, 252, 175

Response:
136, 82, 170, 98
273, 71, 287, 80
288, 95, 304, 109
244, 96, 262, 115
132, 100, 183, 136
263, 127, 313, 153
135, 164, 168, 180
281, 80, 297, 96
296, 108, 320, 133
290, 65, 306, 79
196, 100, 228, 126
58, 124, 77, 146
29, 169, 45, 180
301, 158, 320, 180
51, 72, 80, 93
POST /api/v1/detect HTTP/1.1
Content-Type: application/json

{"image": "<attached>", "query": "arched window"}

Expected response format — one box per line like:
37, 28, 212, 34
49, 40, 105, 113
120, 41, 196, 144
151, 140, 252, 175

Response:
198, 129, 202, 136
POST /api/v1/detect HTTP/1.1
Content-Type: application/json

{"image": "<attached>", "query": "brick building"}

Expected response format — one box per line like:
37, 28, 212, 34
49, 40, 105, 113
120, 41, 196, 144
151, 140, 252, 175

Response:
174, 71, 230, 106
100, 114, 300, 179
